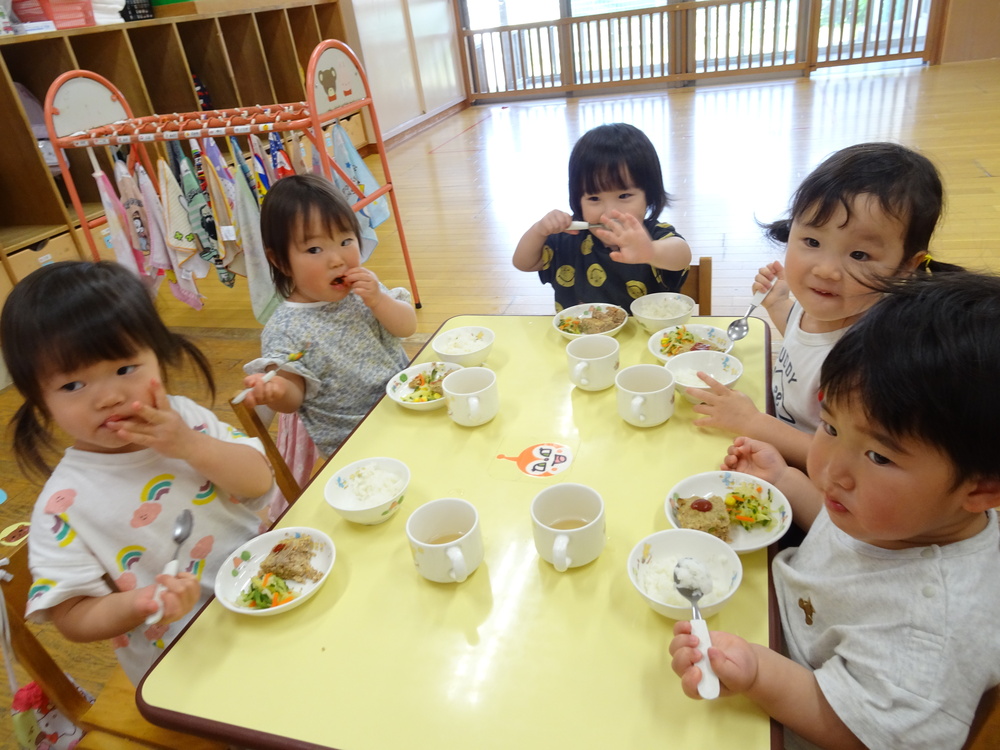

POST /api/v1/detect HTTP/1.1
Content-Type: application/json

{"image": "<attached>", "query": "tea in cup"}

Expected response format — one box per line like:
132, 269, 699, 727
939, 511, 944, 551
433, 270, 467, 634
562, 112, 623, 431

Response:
442, 366, 499, 427
566, 335, 619, 391
615, 364, 674, 427
406, 498, 484, 583
530, 483, 605, 572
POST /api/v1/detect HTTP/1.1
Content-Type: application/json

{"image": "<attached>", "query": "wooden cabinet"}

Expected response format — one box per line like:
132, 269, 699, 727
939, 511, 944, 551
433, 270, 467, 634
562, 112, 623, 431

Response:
0, 0, 347, 284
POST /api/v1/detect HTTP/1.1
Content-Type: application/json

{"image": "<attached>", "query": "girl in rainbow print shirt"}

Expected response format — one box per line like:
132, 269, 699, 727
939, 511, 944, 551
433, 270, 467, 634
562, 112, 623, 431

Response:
1, 261, 273, 684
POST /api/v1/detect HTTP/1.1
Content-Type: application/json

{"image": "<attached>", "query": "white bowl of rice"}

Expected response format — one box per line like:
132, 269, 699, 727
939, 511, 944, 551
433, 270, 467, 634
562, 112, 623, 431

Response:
630, 292, 695, 333
627, 529, 742, 619
665, 350, 743, 403
431, 326, 495, 367
324, 457, 411, 525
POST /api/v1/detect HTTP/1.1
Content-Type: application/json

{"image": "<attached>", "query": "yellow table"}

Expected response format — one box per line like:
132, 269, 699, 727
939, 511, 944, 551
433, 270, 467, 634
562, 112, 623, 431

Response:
139, 315, 778, 749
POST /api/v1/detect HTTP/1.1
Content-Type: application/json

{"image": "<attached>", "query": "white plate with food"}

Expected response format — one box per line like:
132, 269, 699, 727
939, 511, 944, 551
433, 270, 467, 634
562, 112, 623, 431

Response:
553, 303, 628, 340
664, 471, 793, 554
385, 361, 463, 411
648, 324, 733, 361
215, 527, 335, 616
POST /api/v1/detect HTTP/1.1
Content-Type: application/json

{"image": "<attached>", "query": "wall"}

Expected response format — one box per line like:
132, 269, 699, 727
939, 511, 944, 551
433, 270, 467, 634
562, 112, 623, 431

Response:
940, 0, 1000, 63
341, 0, 464, 139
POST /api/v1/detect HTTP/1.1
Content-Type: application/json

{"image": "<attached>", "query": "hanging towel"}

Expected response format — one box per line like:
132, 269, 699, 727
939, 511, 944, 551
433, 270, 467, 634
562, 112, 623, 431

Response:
93, 163, 144, 278
231, 155, 281, 324
286, 133, 308, 175
113, 159, 151, 271
248, 134, 273, 200
228, 136, 259, 205
158, 156, 212, 281
138, 163, 203, 310
200, 139, 244, 274
169, 141, 235, 287
269, 132, 296, 181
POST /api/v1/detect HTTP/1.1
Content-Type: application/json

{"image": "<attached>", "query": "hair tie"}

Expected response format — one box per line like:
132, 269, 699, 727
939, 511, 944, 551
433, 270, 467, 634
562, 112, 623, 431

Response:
922, 254, 934, 271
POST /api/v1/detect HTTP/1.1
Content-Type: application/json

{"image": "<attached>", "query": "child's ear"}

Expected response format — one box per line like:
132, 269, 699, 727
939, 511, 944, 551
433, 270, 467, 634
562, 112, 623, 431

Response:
962, 478, 1000, 513
903, 251, 927, 273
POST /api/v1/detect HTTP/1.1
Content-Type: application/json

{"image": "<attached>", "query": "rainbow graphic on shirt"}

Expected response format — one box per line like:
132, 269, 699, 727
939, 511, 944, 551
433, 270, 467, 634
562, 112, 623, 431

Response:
142, 474, 174, 503
28, 579, 54, 603
193, 480, 217, 505
50, 514, 76, 547
186, 559, 205, 579
117, 545, 145, 572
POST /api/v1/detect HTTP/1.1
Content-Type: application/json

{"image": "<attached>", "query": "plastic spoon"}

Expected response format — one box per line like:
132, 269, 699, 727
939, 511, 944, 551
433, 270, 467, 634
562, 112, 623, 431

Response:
567, 221, 607, 231
674, 557, 720, 700
232, 348, 308, 404
145, 509, 193, 626
727, 287, 771, 342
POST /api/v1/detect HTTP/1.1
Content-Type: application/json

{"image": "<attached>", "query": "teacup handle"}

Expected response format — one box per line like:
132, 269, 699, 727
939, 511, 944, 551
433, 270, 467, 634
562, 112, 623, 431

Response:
552, 534, 572, 572
572, 361, 590, 386
630, 395, 646, 423
447, 546, 468, 583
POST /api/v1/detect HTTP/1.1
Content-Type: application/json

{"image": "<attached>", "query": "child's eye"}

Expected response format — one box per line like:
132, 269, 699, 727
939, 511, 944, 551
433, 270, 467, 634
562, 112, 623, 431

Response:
805, 237, 820, 248
584, 195, 600, 202
340, 237, 356, 247
820, 419, 837, 437
849, 250, 869, 261
116, 365, 139, 376
306, 246, 324, 255
618, 192, 634, 200
865, 450, 892, 466
59, 381, 84, 392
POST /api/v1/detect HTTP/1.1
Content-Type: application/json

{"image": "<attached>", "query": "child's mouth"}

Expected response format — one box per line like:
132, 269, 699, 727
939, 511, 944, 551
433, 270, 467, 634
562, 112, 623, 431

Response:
332, 276, 346, 287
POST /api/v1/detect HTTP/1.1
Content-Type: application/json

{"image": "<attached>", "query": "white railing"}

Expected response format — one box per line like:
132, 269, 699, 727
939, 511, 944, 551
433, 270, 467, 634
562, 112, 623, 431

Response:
461, 0, 938, 100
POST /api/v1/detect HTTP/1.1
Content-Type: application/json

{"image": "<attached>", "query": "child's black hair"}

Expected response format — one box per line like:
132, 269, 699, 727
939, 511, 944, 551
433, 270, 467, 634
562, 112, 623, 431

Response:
0, 261, 214, 478
259, 174, 363, 298
820, 270, 1000, 485
763, 142, 959, 272
567, 123, 671, 222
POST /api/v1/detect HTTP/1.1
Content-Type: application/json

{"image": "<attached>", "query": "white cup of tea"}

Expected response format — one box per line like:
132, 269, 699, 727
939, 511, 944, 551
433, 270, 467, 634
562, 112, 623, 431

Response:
530, 483, 606, 572
406, 498, 484, 583
615, 364, 675, 427
566, 335, 620, 391
442, 366, 499, 427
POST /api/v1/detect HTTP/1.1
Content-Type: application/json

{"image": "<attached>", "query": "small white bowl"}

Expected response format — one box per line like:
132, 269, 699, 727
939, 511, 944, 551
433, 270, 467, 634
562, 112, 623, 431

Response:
215, 527, 335, 617
648, 324, 733, 362
385, 361, 463, 411
627, 529, 742, 619
666, 350, 743, 403
325, 457, 410, 525
431, 326, 495, 367
630, 293, 695, 333
665, 471, 793, 554
552, 303, 628, 341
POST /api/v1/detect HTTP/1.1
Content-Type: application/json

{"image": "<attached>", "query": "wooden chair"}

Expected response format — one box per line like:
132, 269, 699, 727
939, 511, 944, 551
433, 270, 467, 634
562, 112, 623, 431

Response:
964, 685, 1000, 750
229, 398, 303, 504
0, 537, 225, 749
680, 255, 713, 315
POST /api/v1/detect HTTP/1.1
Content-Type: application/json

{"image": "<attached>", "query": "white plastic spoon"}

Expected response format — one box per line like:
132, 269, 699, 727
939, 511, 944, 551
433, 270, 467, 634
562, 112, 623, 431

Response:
674, 557, 720, 700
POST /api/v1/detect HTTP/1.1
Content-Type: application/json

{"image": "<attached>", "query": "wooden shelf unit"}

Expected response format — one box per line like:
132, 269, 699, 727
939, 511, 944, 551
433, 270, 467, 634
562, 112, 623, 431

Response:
0, 0, 346, 295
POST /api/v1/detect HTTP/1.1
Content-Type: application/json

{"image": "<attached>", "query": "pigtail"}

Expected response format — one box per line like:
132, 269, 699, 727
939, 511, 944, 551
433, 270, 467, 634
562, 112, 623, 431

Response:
921, 254, 967, 275
10, 401, 58, 480
760, 217, 791, 244
176, 336, 216, 402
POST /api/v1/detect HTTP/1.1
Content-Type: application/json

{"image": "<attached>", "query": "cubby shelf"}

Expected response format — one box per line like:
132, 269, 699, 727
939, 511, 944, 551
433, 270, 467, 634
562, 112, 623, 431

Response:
0, 0, 346, 291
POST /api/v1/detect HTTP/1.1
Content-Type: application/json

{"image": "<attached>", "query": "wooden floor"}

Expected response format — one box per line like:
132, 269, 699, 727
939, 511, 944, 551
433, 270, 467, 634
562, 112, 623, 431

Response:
0, 58, 998, 746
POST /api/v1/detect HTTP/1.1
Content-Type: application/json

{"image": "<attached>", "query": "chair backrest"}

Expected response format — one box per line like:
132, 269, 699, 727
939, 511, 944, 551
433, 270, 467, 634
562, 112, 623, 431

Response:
229, 399, 302, 504
680, 256, 712, 315
1, 539, 94, 723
